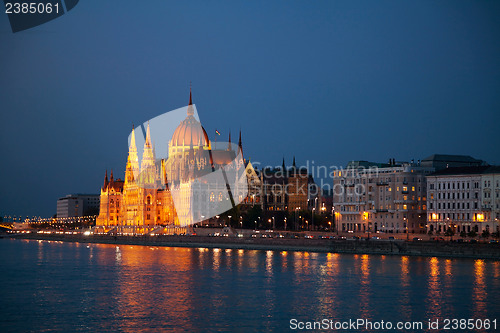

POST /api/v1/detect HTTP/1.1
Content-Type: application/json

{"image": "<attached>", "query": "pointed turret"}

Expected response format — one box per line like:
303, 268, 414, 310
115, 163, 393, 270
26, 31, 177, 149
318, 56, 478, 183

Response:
140, 122, 157, 188
110, 169, 114, 185
145, 121, 152, 148
237, 129, 245, 164
189, 83, 192, 105
125, 125, 139, 186
130, 125, 137, 153
187, 84, 194, 116
293, 156, 296, 168
227, 131, 232, 151
282, 157, 286, 171
102, 170, 109, 190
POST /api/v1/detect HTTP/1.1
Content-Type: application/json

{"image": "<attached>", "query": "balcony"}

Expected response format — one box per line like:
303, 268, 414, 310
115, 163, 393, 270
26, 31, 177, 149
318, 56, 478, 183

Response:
376, 182, 389, 186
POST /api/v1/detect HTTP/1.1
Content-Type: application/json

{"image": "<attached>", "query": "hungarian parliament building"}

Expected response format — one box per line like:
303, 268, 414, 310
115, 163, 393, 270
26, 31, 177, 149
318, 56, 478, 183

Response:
95, 91, 256, 234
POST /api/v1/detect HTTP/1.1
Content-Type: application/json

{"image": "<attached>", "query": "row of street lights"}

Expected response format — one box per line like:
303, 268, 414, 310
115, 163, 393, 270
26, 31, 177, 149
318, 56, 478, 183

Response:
210, 203, 336, 232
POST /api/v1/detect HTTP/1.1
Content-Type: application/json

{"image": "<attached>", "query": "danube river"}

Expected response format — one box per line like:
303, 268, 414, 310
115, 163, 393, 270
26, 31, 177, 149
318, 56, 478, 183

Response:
1, 239, 499, 332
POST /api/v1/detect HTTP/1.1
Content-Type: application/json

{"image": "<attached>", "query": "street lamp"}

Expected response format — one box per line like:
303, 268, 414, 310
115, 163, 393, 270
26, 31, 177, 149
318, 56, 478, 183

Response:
295, 207, 299, 231
312, 207, 315, 232
404, 217, 408, 241
332, 206, 336, 234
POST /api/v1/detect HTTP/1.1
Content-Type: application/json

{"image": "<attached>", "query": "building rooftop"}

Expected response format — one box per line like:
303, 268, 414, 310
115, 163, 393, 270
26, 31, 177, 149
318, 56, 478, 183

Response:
346, 160, 391, 169
422, 154, 483, 163
58, 194, 100, 200
428, 165, 500, 176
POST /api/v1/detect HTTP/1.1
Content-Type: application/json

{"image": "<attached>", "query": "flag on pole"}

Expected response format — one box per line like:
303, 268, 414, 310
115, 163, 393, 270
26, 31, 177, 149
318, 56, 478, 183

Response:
215, 129, 221, 136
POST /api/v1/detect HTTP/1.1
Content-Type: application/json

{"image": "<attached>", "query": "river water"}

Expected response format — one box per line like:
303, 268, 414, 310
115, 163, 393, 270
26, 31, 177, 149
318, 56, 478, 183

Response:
0, 238, 499, 332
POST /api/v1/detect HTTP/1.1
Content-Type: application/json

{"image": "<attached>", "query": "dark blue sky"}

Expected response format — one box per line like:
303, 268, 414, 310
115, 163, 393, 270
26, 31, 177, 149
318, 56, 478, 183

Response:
1, 1, 499, 217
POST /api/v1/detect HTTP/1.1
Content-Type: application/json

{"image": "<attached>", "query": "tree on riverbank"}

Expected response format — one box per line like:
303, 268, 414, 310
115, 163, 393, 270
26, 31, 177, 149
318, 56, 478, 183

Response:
444, 228, 455, 239
467, 230, 477, 238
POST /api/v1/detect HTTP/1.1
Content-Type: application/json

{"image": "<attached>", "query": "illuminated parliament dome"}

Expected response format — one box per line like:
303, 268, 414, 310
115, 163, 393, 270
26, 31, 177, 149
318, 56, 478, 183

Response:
170, 91, 210, 148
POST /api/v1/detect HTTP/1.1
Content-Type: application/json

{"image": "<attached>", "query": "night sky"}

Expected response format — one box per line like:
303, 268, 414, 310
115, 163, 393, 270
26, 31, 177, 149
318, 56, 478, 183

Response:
1, 1, 499, 217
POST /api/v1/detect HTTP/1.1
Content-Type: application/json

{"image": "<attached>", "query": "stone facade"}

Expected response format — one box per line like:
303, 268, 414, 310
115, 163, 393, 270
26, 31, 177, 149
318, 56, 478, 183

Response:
426, 166, 500, 235
333, 160, 434, 234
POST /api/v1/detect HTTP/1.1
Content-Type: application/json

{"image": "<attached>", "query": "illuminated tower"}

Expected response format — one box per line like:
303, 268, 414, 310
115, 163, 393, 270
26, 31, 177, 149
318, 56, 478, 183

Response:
140, 122, 157, 188
123, 126, 140, 226
139, 122, 158, 227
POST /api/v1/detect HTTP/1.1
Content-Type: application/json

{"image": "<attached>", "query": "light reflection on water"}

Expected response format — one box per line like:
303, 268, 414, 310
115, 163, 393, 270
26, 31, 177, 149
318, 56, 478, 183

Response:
472, 260, 487, 319
1, 239, 499, 332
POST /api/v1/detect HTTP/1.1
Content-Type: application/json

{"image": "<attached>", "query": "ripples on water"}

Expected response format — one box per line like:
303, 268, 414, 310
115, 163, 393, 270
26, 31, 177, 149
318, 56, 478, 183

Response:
0, 239, 499, 332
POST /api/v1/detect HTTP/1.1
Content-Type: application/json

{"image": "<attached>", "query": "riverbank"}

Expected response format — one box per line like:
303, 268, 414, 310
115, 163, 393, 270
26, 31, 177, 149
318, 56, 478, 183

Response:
8, 232, 500, 260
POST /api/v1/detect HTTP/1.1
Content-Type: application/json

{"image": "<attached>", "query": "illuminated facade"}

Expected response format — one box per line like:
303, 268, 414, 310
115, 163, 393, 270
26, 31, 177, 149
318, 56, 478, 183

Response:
332, 160, 433, 234
426, 166, 500, 234
247, 158, 315, 214
96, 90, 249, 234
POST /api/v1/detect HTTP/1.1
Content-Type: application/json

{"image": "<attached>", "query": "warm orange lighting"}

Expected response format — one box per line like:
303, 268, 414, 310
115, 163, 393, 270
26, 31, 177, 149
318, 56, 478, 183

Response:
432, 213, 438, 221
476, 213, 484, 222
362, 212, 369, 221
